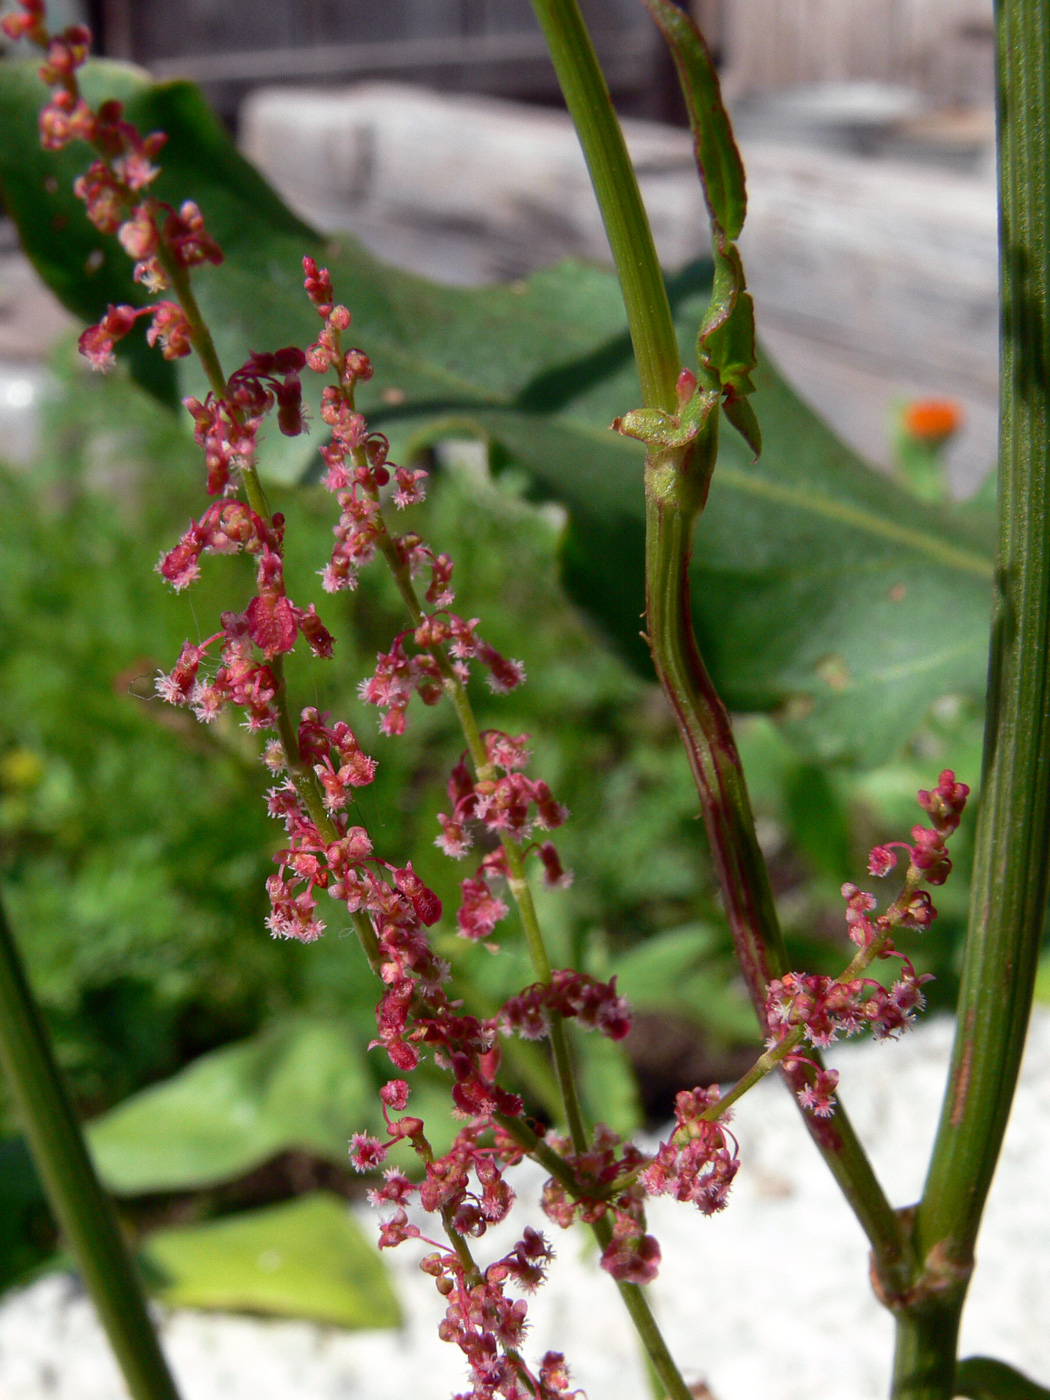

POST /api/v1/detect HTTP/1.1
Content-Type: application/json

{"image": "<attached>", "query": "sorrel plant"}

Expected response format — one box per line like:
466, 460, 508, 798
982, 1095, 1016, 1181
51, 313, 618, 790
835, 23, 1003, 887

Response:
0, 2, 1047, 1399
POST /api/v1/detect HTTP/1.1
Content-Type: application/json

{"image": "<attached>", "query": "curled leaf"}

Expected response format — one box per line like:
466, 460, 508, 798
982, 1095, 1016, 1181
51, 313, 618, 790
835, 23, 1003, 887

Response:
637, 0, 746, 240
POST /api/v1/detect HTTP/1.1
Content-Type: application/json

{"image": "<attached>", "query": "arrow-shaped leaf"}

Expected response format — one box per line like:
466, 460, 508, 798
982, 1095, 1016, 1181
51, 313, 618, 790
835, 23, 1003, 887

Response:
0, 61, 995, 766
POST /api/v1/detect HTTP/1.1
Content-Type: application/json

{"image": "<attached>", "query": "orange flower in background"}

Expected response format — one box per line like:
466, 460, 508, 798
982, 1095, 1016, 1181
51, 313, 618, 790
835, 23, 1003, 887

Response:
902, 398, 964, 444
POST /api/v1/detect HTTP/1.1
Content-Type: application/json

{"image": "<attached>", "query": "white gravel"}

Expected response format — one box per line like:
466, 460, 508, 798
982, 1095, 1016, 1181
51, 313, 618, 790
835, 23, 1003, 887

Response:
3, 1010, 1049, 1400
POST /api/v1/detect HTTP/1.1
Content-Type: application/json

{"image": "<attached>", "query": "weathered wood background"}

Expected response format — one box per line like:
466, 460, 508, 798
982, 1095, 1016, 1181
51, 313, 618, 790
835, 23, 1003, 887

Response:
94, 0, 996, 112
721, 0, 994, 105
93, 0, 665, 117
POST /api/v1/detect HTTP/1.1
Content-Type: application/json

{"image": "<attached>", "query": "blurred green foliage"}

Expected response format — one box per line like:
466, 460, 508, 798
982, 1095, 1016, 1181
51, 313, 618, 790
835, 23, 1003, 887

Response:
0, 345, 987, 1304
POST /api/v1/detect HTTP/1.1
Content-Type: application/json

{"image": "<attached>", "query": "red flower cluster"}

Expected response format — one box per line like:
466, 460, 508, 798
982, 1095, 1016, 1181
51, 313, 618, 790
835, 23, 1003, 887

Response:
641, 1087, 739, 1214
78, 300, 191, 372
423, 1239, 574, 1400
352, 1085, 572, 1400
767, 966, 931, 1054
7, 2, 225, 374
437, 737, 568, 856
359, 1105, 523, 1235
0, 0, 48, 42
297, 261, 527, 733
260, 710, 444, 945
155, 502, 333, 727
764, 770, 968, 1117
183, 348, 307, 495
499, 970, 631, 1043
432, 734, 570, 945
866, 769, 970, 887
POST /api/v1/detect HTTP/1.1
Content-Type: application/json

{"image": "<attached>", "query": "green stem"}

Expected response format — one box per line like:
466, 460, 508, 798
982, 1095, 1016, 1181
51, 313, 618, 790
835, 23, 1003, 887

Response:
890, 1306, 962, 1400
644, 445, 914, 1293
590, 1214, 694, 1400
897, 2, 1050, 1389
369, 496, 591, 1149
528, 0, 679, 412
644, 444, 781, 1003
159, 252, 232, 409
0, 892, 181, 1400
493, 1110, 585, 1196
531, 0, 911, 1293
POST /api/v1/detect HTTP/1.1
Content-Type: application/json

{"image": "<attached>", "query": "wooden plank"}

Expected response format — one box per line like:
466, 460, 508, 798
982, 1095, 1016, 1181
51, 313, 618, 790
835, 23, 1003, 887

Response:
721, 0, 994, 104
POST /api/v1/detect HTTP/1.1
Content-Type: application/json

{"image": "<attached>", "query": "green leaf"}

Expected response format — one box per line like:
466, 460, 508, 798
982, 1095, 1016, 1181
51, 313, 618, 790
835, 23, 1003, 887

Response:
610, 924, 758, 1040
88, 1019, 375, 1193
637, 0, 746, 240
142, 1193, 401, 1328
610, 923, 719, 1004
954, 1356, 1050, 1400
0, 63, 995, 765
572, 1028, 642, 1138
721, 390, 761, 459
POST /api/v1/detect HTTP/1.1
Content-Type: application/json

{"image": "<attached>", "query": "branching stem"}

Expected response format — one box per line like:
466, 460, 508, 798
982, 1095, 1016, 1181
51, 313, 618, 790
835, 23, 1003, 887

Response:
530, 0, 915, 1300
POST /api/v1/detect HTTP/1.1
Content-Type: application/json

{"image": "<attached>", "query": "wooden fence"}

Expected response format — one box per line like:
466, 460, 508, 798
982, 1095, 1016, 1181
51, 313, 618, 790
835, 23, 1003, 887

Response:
721, 0, 995, 105
92, 0, 995, 118
93, 0, 666, 118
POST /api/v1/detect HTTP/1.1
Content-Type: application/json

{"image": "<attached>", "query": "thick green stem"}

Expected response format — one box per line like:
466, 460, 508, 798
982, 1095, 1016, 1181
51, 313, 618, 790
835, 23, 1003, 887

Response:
0, 892, 181, 1400
890, 1306, 962, 1400
528, 0, 679, 412
896, 2, 1050, 1390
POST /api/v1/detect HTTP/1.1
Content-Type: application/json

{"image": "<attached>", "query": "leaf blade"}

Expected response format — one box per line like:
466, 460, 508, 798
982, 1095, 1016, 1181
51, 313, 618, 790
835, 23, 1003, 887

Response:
142, 1193, 401, 1328
87, 1019, 375, 1193
0, 63, 995, 764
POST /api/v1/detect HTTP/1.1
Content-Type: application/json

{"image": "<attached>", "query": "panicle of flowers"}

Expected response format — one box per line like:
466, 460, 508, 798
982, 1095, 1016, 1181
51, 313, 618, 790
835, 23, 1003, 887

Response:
6, 3, 226, 372
351, 1084, 577, 1400
641, 1086, 739, 1215
765, 769, 969, 1118
298, 258, 526, 730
